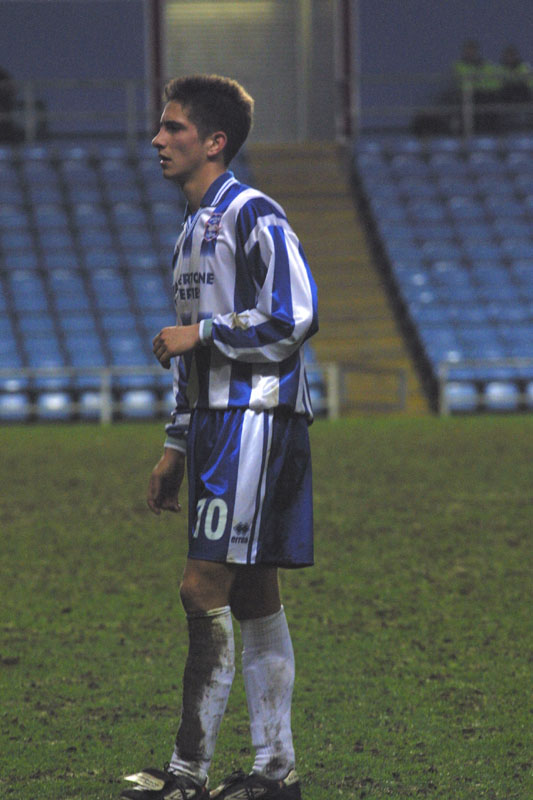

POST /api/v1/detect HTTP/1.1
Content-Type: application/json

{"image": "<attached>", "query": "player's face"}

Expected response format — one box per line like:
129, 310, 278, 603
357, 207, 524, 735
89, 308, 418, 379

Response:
152, 102, 209, 184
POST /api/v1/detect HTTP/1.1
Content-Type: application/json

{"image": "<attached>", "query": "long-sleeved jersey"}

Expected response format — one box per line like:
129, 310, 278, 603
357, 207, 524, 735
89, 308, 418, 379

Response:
165, 171, 318, 451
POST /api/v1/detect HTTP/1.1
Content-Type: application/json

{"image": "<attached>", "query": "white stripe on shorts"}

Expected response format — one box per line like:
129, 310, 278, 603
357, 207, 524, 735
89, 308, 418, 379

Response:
226, 410, 273, 564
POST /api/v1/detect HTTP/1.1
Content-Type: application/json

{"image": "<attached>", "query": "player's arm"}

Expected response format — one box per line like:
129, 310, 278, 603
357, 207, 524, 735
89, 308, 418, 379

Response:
147, 446, 185, 515
206, 211, 318, 363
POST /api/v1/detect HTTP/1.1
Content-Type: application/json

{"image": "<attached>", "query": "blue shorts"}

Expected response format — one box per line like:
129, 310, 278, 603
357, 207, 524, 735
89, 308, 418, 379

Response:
186, 407, 313, 568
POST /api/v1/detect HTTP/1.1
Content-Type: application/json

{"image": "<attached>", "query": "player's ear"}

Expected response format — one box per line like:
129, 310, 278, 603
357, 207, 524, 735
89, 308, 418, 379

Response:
206, 131, 227, 159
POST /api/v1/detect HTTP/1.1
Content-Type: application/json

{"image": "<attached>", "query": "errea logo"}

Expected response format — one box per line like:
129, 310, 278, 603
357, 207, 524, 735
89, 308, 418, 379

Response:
231, 521, 250, 544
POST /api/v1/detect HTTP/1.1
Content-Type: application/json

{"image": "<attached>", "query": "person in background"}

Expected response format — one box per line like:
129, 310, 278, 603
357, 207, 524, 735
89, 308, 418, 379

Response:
498, 45, 532, 103
453, 40, 501, 132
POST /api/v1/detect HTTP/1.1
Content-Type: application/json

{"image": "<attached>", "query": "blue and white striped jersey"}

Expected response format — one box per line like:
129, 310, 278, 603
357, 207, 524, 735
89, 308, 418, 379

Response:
165, 171, 318, 450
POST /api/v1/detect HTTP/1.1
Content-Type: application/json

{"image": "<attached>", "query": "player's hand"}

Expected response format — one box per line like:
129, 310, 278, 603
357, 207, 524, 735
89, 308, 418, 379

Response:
147, 448, 185, 515
152, 324, 201, 367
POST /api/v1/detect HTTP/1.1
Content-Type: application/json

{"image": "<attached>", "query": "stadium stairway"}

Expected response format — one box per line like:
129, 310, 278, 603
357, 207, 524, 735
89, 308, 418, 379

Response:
247, 143, 429, 414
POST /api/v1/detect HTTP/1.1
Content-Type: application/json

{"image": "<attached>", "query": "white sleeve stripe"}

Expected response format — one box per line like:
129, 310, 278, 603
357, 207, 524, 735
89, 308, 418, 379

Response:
243, 215, 293, 256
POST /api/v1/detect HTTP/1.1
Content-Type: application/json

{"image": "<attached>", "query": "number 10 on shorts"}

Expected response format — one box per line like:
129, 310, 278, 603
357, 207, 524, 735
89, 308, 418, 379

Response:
193, 498, 228, 541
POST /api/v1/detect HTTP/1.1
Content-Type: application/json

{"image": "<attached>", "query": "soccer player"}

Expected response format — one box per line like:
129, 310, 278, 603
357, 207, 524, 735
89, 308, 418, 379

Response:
121, 74, 318, 800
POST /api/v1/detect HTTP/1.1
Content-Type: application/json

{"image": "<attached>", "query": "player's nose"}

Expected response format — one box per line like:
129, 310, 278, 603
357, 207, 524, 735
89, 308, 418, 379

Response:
151, 129, 164, 148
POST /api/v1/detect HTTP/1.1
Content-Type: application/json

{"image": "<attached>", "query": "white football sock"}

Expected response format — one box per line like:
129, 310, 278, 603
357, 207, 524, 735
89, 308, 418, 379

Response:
169, 606, 235, 785
240, 606, 296, 779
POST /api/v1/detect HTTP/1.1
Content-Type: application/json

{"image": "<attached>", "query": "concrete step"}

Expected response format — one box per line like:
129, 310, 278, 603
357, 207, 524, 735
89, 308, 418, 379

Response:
247, 143, 429, 415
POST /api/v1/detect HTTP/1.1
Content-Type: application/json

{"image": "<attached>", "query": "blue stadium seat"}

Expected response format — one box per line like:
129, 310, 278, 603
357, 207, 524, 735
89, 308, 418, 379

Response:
411, 222, 455, 242
117, 227, 153, 250
38, 229, 76, 251
111, 202, 146, 226
130, 273, 171, 310
428, 152, 465, 176
3, 251, 40, 270
474, 174, 515, 196
425, 137, 463, 154
48, 269, 91, 312
58, 312, 99, 335
436, 175, 476, 197
83, 248, 122, 270
484, 382, 520, 412
60, 161, 99, 188
36, 391, 72, 421
466, 136, 500, 153
422, 241, 463, 262
65, 333, 105, 389
78, 227, 114, 249
500, 238, 533, 260
461, 241, 503, 262
78, 390, 104, 420
492, 218, 530, 239
73, 203, 108, 228
467, 152, 506, 175
0, 205, 30, 230
99, 159, 137, 186
108, 329, 148, 359
126, 251, 161, 271
1, 229, 34, 251
90, 269, 131, 312
484, 197, 524, 218
33, 203, 69, 230
140, 310, 174, 337
504, 132, 533, 151
151, 201, 181, 226
120, 389, 158, 418
43, 251, 79, 271
442, 382, 478, 413
504, 151, 533, 174
513, 173, 533, 194
407, 200, 446, 223
447, 196, 485, 221
28, 184, 63, 204
9, 271, 49, 313
369, 196, 406, 222
0, 184, 24, 205
23, 314, 55, 336
453, 221, 493, 241
105, 183, 143, 204
390, 153, 429, 177
64, 184, 102, 206
0, 392, 31, 422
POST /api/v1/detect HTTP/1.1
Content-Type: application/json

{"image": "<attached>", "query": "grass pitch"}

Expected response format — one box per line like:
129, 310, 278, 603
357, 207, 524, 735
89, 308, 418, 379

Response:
1, 416, 532, 799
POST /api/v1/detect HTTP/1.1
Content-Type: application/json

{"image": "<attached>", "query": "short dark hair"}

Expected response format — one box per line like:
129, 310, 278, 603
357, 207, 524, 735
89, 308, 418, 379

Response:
163, 74, 254, 165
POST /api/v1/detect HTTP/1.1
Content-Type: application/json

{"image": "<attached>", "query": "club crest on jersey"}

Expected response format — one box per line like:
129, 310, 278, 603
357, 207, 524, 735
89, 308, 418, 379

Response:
204, 212, 222, 242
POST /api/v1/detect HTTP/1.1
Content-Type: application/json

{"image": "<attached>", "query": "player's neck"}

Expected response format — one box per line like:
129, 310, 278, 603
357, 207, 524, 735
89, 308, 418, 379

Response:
181, 162, 227, 214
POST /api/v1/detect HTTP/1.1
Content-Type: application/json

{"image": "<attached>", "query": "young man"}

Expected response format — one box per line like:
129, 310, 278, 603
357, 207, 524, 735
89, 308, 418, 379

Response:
121, 74, 318, 800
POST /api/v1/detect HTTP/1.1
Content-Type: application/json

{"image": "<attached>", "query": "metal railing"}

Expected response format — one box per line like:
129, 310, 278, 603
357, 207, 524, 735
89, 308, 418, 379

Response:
0, 362, 408, 423
353, 71, 533, 138
321, 362, 407, 418
2, 73, 533, 148
438, 359, 533, 415
0, 77, 151, 145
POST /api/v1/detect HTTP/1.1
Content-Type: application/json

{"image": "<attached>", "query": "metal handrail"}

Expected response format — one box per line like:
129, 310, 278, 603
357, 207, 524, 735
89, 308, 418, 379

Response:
2, 72, 533, 145
0, 362, 408, 422
438, 358, 533, 415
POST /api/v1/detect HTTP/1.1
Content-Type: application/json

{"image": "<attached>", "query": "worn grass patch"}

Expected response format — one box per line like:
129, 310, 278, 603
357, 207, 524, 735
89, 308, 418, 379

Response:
1, 417, 532, 799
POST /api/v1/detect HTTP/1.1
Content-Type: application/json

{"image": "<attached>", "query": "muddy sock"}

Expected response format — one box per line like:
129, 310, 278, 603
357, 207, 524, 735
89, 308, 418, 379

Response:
240, 606, 296, 779
169, 606, 235, 785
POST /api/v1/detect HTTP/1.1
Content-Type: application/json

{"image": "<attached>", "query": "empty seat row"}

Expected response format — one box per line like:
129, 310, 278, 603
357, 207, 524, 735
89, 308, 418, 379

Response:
355, 133, 533, 412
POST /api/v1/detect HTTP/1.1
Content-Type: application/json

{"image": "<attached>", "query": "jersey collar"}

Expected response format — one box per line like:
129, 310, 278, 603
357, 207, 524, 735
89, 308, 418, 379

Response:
184, 171, 237, 221
200, 170, 236, 208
